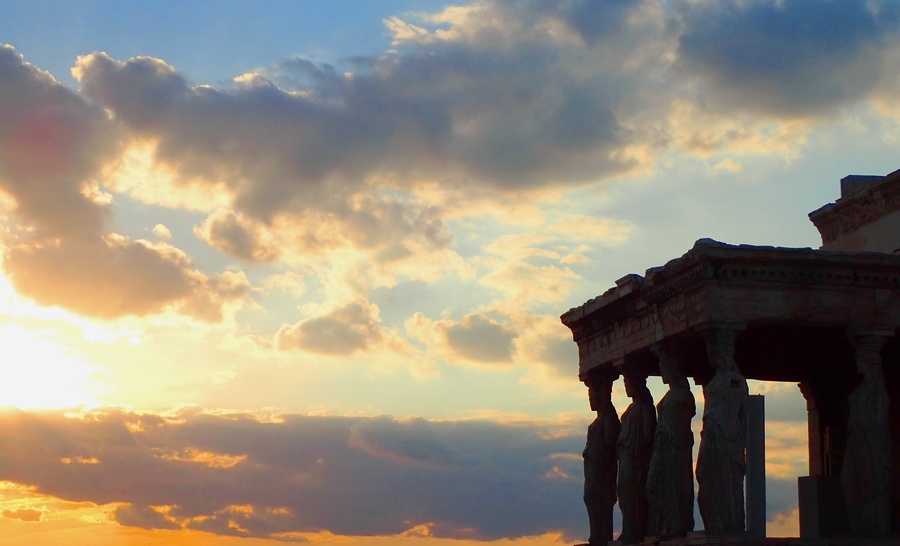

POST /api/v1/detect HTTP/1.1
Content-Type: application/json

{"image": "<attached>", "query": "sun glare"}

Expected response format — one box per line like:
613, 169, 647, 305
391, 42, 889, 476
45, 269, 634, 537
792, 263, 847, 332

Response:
0, 324, 98, 409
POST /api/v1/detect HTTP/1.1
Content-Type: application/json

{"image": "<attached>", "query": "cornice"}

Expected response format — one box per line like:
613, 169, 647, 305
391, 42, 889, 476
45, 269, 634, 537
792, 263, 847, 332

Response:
561, 239, 900, 341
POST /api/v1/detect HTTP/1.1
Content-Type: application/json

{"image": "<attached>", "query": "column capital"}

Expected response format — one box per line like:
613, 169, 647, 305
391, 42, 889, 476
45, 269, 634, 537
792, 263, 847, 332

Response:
697, 321, 746, 374
797, 382, 817, 409
693, 320, 747, 336
846, 327, 891, 374
846, 326, 893, 348
582, 365, 620, 388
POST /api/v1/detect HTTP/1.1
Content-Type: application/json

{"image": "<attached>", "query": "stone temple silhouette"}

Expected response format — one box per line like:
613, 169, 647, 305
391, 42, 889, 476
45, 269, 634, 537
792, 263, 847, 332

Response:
561, 170, 900, 545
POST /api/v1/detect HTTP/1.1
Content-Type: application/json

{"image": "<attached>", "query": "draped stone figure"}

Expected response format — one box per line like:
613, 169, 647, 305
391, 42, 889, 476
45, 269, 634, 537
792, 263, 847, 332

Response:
696, 328, 748, 534
617, 374, 656, 544
842, 333, 892, 536
583, 373, 620, 546
646, 350, 695, 539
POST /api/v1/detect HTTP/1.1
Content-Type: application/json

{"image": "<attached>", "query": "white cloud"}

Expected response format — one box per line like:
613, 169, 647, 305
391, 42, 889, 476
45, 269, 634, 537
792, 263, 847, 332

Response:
151, 223, 172, 239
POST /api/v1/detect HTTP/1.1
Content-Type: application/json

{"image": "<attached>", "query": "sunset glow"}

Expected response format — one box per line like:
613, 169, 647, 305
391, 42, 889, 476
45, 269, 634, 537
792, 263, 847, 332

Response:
0, 325, 98, 409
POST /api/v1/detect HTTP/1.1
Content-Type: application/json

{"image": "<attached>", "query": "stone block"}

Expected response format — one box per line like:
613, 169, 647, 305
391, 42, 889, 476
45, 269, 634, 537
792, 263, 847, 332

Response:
798, 475, 848, 539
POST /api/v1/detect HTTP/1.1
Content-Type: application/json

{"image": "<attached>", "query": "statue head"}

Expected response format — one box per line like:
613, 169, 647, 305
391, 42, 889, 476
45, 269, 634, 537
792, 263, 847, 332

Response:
623, 374, 638, 397
623, 374, 652, 403
851, 334, 885, 374
585, 370, 615, 411
703, 327, 739, 373
659, 356, 689, 389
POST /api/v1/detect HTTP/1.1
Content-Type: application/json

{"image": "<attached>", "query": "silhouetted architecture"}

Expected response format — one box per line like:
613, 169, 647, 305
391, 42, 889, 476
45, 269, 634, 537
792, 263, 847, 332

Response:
563, 170, 900, 545
583, 368, 621, 545
646, 344, 695, 539
617, 373, 656, 544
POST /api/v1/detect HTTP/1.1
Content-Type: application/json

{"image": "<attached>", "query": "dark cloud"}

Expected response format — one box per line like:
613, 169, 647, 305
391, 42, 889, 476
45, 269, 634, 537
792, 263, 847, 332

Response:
0, 409, 586, 541
275, 301, 386, 355
499, 0, 641, 45
70, 3, 648, 223
195, 210, 279, 263
676, 0, 900, 116
442, 313, 519, 363
5, 0, 898, 316
0, 45, 116, 240
114, 503, 179, 530
766, 476, 799, 522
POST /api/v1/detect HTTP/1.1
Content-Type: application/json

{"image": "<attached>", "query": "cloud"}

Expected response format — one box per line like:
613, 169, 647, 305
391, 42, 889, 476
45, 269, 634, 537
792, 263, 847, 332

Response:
4, 236, 249, 321
195, 209, 279, 263
151, 223, 172, 240
480, 261, 581, 310
443, 313, 519, 362
0, 44, 118, 240
510, 313, 580, 379
0, 45, 248, 321
261, 271, 307, 298
74, 51, 459, 226
1, 508, 43, 523
675, 0, 900, 117
6, 0, 900, 322
115, 503, 179, 530
275, 300, 387, 355
66, 1, 667, 272
406, 312, 519, 365
0, 407, 810, 540
0, 409, 587, 541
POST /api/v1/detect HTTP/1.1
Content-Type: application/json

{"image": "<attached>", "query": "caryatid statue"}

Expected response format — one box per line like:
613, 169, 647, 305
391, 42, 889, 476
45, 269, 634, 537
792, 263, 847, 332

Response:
646, 346, 696, 539
583, 370, 620, 546
696, 328, 748, 534
842, 332, 892, 536
617, 373, 656, 544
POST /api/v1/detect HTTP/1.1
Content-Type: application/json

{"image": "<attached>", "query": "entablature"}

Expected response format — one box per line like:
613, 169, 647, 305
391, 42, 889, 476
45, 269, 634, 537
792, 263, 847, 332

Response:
561, 240, 900, 380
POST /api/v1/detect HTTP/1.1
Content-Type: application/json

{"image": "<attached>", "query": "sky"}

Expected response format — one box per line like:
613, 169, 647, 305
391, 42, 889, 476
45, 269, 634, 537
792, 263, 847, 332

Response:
0, 0, 898, 544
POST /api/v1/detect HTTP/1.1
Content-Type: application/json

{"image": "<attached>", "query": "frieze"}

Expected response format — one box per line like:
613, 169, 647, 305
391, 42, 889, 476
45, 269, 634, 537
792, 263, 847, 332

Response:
577, 291, 710, 367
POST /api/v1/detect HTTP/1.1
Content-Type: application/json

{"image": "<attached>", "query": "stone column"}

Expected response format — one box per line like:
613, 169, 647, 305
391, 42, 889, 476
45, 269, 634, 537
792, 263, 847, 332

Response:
798, 382, 824, 476
617, 372, 656, 544
745, 395, 766, 538
842, 329, 892, 536
797, 381, 850, 539
647, 342, 696, 539
696, 325, 749, 534
583, 369, 621, 546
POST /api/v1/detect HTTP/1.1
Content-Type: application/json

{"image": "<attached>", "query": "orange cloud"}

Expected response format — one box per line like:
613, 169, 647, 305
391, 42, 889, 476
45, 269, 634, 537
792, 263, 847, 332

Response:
5, 236, 248, 321
0, 408, 586, 542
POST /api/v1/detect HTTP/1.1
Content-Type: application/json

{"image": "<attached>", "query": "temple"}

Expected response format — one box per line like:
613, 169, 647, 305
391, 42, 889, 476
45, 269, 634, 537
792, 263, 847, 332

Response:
561, 170, 900, 545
